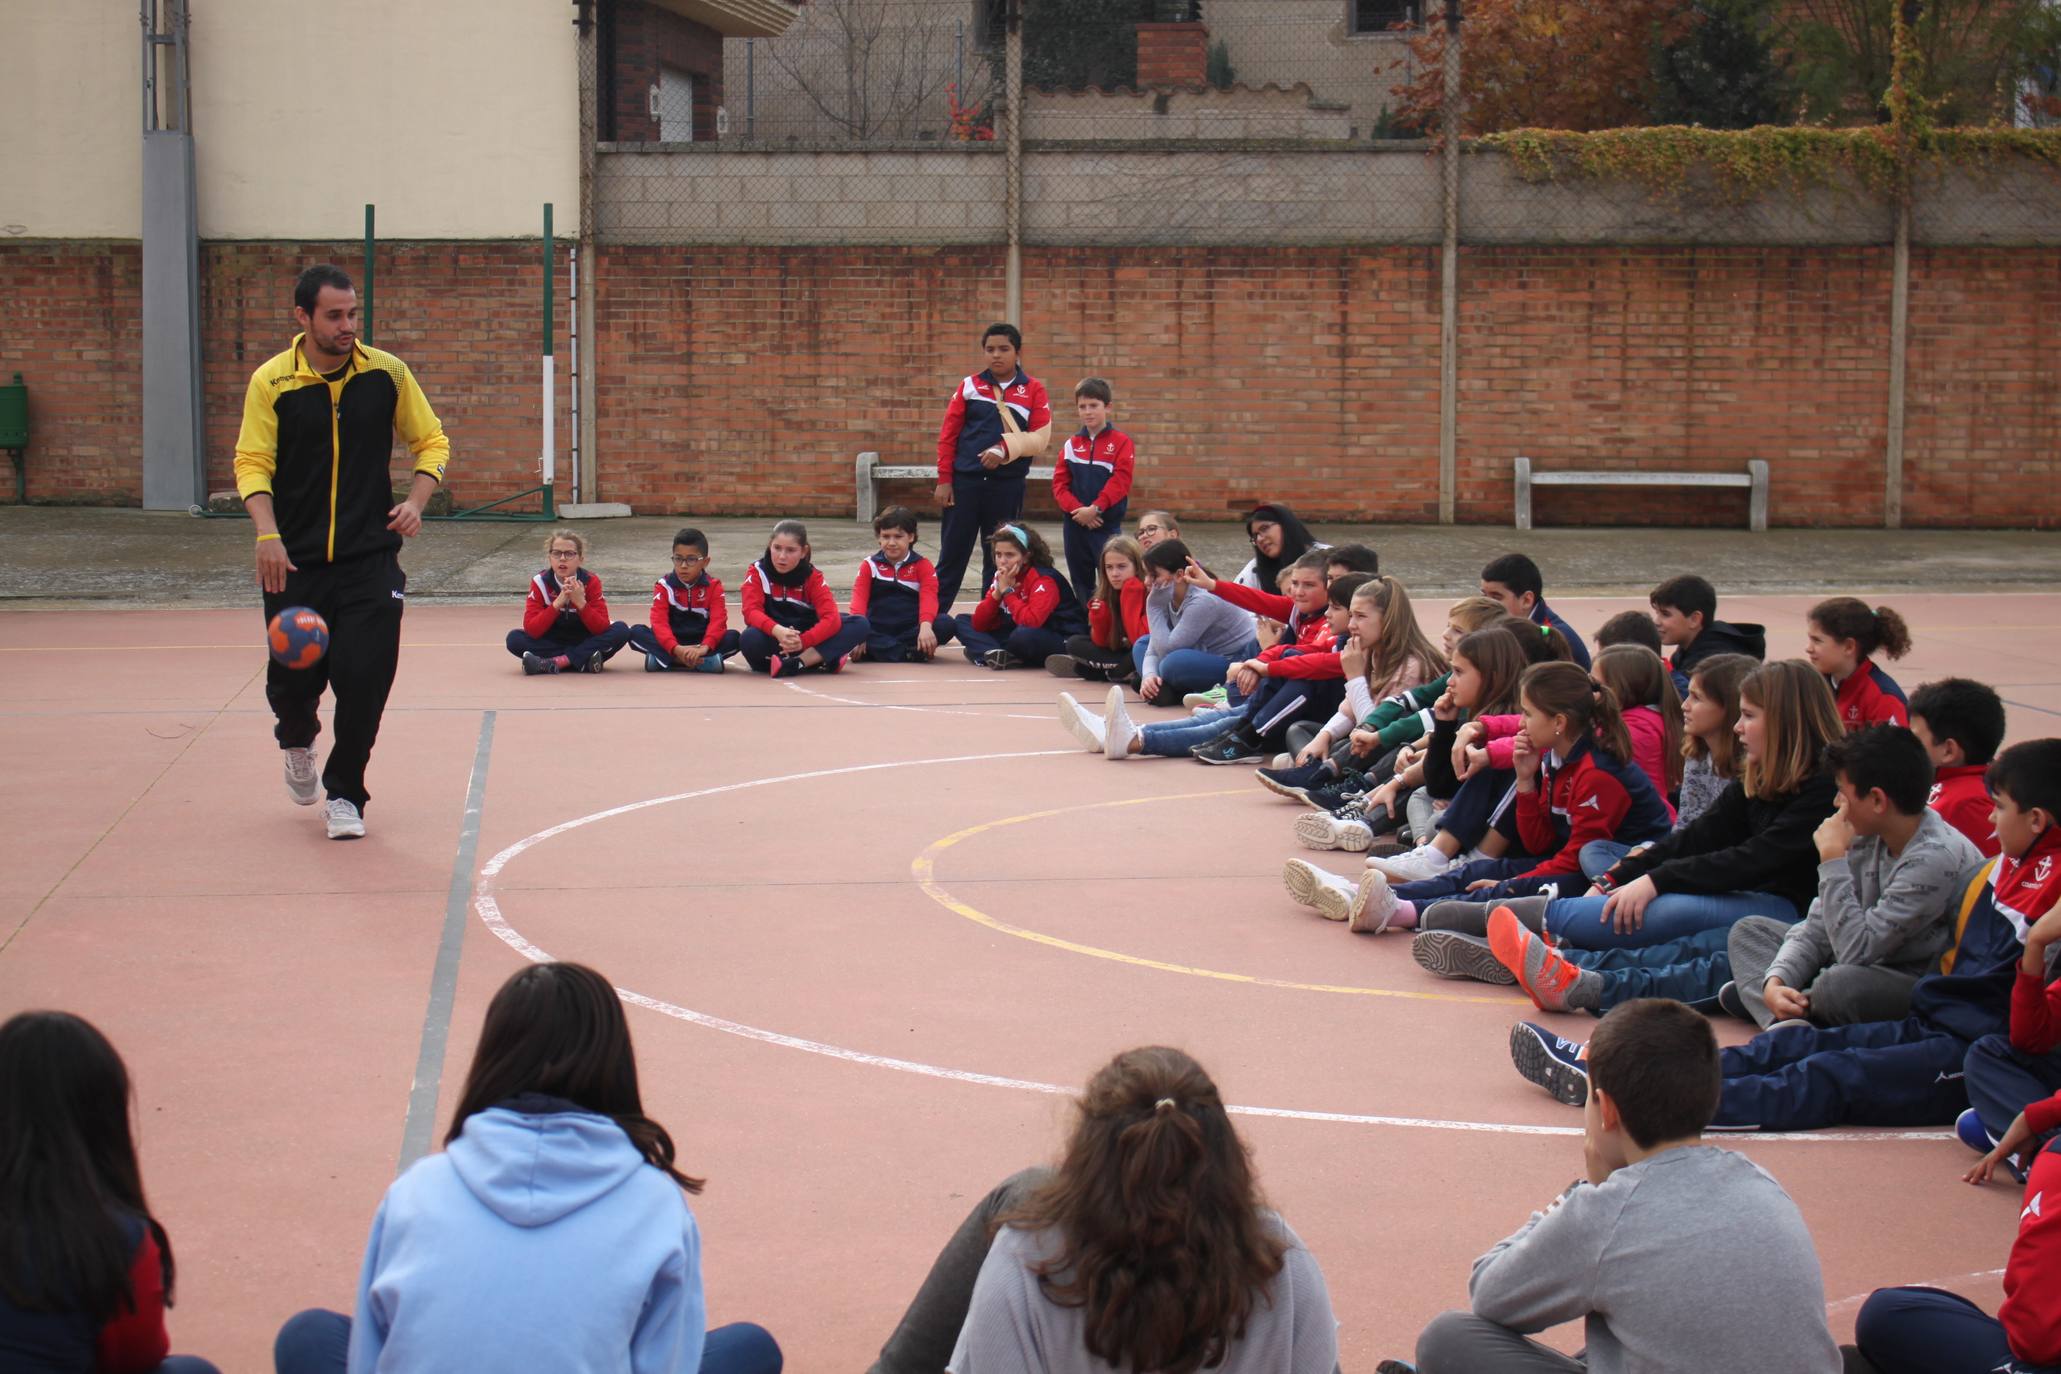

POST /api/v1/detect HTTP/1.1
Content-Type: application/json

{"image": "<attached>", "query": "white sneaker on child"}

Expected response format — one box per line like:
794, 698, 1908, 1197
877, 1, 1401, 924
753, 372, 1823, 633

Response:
1102, 686, 1138, 761
1295, 811, 1374, 852
1282, 860, 1358, 921
1347, 870, 1400, 934
1368, 843, 1457, 883
1057, 693, 1104, 752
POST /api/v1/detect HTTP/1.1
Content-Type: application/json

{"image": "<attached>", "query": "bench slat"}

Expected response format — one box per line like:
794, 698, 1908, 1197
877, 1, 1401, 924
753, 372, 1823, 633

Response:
1532, 471, 1752, 487
856, 450, 1058, 522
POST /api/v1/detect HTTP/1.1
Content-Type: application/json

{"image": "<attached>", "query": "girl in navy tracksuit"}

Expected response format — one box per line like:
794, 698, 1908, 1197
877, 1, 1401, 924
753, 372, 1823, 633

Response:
507, 529, 635, 675
739, 519, 870, 677
1804, 596, 1913, 729
953, 523, 1087, 669
0, 1011, 218, 1374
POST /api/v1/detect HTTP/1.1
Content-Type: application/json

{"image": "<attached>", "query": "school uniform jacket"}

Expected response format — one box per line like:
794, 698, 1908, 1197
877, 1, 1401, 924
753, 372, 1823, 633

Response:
2001, 1142, 2061, 1366
647, 571, 728, 654
233, 334, 449, 568
0, 1212, 175, 1374
1830, 657, 1909, 729
1929, 763, 2000, 857
1478, 708, 1677, 820
742, 561, 841, 650
970, 565, 1087, 636
1051, 426, 1135, 514
1086, 579, 1149, 651
1602, 770, 1840, 915
1511, 738, 1675, 880
849, 550, 939, 639
935, 369, 1052, 481
523, 567, 614, 642
1209, 581, 1340, 674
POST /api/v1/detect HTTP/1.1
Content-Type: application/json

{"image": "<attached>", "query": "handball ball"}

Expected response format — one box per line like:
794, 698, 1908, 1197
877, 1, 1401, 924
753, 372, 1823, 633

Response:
268, 606, 330, 670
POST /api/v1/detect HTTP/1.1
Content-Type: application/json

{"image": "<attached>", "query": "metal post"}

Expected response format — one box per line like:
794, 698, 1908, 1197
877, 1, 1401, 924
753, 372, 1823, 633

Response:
576, 0, 601, 503
1003, 0, 1023, 323
141, 0, 204, 510
1883, 0, 1920, 529
362, 204, 375, 346
1437, 0, 1462, 525
541, 204, 556, 518
568, 242, 581, 504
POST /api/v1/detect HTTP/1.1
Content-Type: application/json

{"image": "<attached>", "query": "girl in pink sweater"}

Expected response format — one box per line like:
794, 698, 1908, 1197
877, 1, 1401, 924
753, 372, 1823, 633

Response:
1591, 644, 1683, 818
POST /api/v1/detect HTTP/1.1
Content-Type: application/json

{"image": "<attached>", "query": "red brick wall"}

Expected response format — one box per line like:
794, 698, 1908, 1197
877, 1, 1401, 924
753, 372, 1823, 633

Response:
1135, 23, 1211, 88
612, 0, 725, 142
5, 238, 2057, 527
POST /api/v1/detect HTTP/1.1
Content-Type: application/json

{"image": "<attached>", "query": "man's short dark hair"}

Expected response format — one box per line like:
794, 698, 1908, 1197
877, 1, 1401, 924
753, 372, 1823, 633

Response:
1142, 539, 1192, 576
983, 322, 1022, 352
1587, 1000, 1720, 1148
294, 264, 354, 315
1824, 724, 1935, 815
671, 526, 708, 555
1327, 573, 1373, 608
1481, 553, 1543, 601
1989, 740, 2061, 818
1324, 543, 1380, 576
1649, 574, 1717, 624
1596, 610, 1663, 654
872, 505, 919, 537
1073, 376, 1112, 404
1909, 678, 2007, 768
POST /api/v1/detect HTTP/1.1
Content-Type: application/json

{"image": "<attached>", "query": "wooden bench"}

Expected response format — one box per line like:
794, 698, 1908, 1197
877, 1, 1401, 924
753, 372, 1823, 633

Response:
855, 451, 1055, 523
1514, 456, 1769, 532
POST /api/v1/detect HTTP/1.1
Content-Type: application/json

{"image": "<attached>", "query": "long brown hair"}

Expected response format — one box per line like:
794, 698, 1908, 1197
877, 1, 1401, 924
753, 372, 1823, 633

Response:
1740, 660, 1843, 800
1522, 661, 1636, 764
1454, 627, 1528, 718
447, 962, 703, 1193
1594, 645, 1684, 791
1093, 535, 1146, 651
1684, 652, 1758, 779
1355, 575, 1449, 698
1001, 1047, 1287, 1374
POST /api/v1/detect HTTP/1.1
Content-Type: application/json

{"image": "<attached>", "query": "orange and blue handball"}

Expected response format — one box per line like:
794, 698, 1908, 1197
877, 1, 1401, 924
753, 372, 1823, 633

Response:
267, 606, 330, 670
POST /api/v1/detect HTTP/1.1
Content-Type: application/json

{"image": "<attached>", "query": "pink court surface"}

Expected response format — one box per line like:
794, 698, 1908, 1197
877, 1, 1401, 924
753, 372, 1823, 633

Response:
6, 591, 2061, 1370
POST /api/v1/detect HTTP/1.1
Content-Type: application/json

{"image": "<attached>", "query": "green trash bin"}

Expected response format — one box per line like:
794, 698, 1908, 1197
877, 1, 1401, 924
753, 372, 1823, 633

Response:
0, 372, 24, 505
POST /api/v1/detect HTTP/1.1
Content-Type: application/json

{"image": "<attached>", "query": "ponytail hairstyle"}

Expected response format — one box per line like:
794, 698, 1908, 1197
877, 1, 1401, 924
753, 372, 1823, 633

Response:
1684, 652, 1758, 780
1494, 614, 1574, 665
1808, 597, 1913, 662
447, 962, 703, 1194
990, 522, 1058, 574
1454, 627, 1529, 717
1594, 644, 1684, 791
1001, 1046, 1286, 1374
1522, 661, 1636, 765
1739, 659, 1845, 800
0, 1012, 174, 1324
1354, 576, 1449, 698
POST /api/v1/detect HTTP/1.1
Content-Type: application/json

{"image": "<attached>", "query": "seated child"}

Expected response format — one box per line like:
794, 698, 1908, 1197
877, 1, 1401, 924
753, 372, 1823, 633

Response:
627, 526, 739, 673
1127, 539, 1259, 705
740, 519, 871, 677
1910, 677, 2007, 856
1132, 509, 1179, 550
1051, 376, 1135, 598
952, 523, 1086, 670
1325, 543, 1381, 578
1046, 535, 1146, 683
849, 505, 955, 664
507, 529, 634, 675
1649, 573, 1765, 695
1284, 660, 1671, 936
1395, 999, 1840, 1374
1804, 596, 1912, 729
1481, 552, 1590, 669
1594, 609, 1662, 655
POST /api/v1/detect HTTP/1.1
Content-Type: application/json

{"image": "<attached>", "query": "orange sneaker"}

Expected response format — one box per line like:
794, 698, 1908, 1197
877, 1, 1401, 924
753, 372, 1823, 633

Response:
1488, 905, 1598, 1013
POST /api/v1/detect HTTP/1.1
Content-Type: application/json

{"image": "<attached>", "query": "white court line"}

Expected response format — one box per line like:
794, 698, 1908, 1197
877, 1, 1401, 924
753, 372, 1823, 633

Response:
473, 753, 1953, 1144
779, 678, 1050, 722
1824, 1267, 2005, 1315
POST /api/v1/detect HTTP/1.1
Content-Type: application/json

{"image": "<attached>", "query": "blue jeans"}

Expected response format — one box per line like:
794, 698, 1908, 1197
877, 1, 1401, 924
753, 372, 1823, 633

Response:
1137, 703, 1244, 758
1544, 890, 1798, 951
1580, 839, 1632, 880
274, 1309, 782, 1374
1140, 638, 1262, 701
1566, 926, 1733, 1011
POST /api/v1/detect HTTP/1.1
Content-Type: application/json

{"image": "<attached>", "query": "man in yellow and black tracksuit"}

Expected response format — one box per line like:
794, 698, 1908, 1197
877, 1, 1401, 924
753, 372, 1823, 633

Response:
234, 264, 448, 838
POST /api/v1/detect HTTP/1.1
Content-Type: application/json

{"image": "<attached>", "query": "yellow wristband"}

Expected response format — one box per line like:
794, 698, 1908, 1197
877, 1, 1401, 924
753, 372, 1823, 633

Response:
256, 532, 282, 543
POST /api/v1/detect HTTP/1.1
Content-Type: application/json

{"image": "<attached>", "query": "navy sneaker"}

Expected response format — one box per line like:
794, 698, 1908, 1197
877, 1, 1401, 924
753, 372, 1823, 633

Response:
1716, 980, 1750, 1022
1255, 758, 1334, 801
1190, 732, 1267, 766
1510, 1022, 1590, 1107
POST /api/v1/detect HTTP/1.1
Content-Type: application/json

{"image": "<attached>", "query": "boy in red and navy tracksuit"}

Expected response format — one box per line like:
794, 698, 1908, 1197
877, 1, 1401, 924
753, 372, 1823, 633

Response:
506, 534, 634, 674
627, 527, 739, 673
850, 506, 956, 663
740, 524, 871, 678
1051, 376, 1135, 600
1912, 677, 2007, 857
933, 323, 1052, 612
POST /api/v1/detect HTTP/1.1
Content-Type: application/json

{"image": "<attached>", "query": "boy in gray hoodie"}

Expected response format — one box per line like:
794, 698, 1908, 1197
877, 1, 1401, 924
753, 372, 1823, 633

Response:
1391, 1000, 1841, 1374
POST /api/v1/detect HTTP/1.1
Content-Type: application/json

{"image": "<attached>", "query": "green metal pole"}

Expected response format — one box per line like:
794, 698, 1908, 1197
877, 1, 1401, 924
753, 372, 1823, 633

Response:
362, 204, 375, 346
541, 203, 555, 518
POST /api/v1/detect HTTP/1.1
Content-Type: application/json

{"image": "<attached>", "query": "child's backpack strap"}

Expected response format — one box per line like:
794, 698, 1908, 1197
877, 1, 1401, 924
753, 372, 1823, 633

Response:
1938, 857, 2003, 977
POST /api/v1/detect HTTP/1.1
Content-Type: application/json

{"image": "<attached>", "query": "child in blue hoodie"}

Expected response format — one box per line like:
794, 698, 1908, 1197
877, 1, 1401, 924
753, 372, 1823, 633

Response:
273, 962, 781, 1374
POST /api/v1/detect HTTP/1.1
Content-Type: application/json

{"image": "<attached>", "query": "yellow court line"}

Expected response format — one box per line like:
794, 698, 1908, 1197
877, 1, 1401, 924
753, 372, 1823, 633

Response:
911, 791, 1528, 1006
0, 642, 506, 652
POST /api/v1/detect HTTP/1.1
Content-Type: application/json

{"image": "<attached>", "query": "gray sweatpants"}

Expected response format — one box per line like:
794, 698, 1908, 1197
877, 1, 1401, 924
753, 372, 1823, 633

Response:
1726, 915, 1922, 1030
1416, 1311, 1586, 1372
869, 1168, 1051, 1374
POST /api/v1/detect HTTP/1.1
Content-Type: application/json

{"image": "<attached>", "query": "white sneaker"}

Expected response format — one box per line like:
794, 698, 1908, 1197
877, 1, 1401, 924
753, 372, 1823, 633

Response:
1348, 870, 1400, 934
284, 747, 320, 806
1102, 685, 1138, 760
1295, 810, 1373, 852
1369, 843, 1458, 883
1282, 859, 1357, 921
1058, 693, 1104, 752
325, 797, 366, 840
1270, 752, 1295, 769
